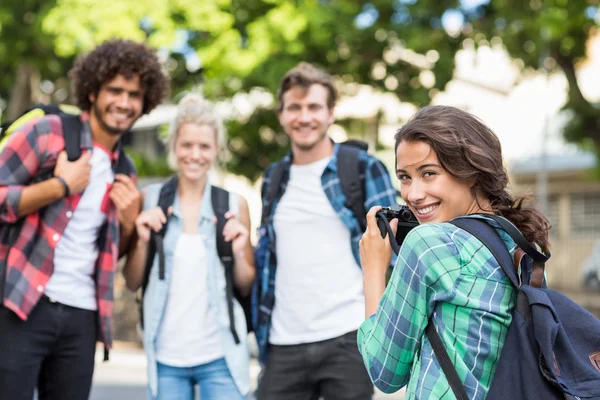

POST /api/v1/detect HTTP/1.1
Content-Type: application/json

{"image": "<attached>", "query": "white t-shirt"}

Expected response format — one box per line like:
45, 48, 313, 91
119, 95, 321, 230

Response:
46, 145, 114, 310
269, 157, 366, 345
156, 233, 224, 367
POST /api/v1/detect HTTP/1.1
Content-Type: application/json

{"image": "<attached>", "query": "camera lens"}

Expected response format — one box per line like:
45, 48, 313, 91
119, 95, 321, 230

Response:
400, 209, 412, 221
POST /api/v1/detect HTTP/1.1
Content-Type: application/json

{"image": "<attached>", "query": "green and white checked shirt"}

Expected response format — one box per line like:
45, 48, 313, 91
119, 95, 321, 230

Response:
358, 216, 517, 399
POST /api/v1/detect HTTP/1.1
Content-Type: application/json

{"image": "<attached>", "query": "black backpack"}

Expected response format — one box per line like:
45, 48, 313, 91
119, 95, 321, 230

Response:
0, 104, 135, 303
139, 176, 252, 344
262, 140, 370, 231
427, 216, 600, 400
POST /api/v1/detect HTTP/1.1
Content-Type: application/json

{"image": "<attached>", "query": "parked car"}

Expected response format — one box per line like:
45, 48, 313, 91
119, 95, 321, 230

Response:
582, 241, 600, 291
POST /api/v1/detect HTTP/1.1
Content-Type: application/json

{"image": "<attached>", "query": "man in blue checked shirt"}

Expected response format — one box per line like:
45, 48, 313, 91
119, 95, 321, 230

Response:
254, 62, 397, 400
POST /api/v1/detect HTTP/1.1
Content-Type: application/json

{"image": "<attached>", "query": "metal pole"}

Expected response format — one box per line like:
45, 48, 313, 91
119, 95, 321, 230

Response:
536, 27, 551, 214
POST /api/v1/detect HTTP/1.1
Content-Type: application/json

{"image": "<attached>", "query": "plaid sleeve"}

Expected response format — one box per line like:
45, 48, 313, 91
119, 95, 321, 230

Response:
0, 116, 60, 223
357, 223, 462, 393
363, 156, 397, 210
259, 163, 275, 205
363, 155, 398, 266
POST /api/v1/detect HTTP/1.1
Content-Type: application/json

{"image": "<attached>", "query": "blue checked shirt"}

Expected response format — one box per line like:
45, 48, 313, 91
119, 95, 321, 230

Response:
253, 143, 397, 363
358, 216, 518, 399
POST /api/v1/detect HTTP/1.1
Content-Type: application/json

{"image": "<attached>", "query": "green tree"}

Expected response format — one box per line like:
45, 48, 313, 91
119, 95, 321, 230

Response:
222, 0, 600, 181
0, 0, 74, 121
212, 0, 464, 181
3, 1, 599, 182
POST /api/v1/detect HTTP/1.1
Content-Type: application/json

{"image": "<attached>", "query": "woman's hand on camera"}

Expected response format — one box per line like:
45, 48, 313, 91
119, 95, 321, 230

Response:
360, 206, 398, 277
222, 211, 250, 257
135, 206, 169, 243
360, 206, 399, 318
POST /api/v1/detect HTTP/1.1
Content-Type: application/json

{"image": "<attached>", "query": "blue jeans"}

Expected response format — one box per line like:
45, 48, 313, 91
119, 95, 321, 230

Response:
151, 358, 245, 400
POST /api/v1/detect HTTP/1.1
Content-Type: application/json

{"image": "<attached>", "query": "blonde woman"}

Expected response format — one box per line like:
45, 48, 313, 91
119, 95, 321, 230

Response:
124, 94, 255, 400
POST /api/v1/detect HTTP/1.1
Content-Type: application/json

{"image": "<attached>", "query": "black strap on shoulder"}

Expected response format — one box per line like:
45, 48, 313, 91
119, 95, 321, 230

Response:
141, 176, 178, 297
425, 322, 469, 400
337, 143, 367, 232
211, 185, 241, 344
58, 112, 82, 162
451, 217, 520, 287
481, 215, 550, 263
115, 146, 136, 176
261, 161, 286, 227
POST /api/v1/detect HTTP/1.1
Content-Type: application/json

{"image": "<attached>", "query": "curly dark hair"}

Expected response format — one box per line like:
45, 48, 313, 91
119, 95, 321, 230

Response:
394, 105, 551, 253
70, 39, 169, 114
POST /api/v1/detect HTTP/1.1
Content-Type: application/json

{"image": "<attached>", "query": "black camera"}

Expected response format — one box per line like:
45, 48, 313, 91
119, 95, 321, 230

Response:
375, 205, 419, 253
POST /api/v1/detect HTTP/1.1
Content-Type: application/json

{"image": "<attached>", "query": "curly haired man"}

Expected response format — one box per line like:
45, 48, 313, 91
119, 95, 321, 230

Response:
0, 39, 169, 400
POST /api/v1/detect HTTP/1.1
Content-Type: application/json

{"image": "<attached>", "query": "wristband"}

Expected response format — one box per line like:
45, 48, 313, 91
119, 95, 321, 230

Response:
55, 176, 70, 197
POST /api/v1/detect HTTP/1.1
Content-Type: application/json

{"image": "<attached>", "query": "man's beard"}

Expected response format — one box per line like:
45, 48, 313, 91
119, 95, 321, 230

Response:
92, 102, 134, 136
292, 128, 328, 151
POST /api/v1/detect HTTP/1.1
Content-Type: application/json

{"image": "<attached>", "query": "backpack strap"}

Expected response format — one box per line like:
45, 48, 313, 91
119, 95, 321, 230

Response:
482, 215, 549, 264
261, 161, 286, 227
35, 104, 83, 162
110, 139, 136, 176
482, 215, 549, 288
141, 176, 178, 297
211, 185, 241, 344
425, 322, 470, 400
337, 143, 367, 232
451, 217, 520, 287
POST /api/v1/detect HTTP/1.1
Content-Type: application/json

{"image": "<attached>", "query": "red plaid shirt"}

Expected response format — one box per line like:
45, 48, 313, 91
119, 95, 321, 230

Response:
0, 112, 136, 350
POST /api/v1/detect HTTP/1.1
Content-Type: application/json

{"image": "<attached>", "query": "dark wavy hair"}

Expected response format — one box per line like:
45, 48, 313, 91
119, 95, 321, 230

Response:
70, 39, 169, 114
277, 62, 337, 112
394, 105, 551, 252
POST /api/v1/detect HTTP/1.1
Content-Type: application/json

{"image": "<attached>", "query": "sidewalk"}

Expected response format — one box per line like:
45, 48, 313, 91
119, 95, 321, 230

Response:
91, 343, 405, 400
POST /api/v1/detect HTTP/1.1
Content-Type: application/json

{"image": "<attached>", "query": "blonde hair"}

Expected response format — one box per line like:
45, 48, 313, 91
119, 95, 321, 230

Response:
167, 93, 226, 170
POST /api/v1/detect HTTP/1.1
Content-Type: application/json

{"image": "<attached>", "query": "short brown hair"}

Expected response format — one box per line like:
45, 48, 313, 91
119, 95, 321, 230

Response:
277, 62, 337, 112
70, 39, 169, 115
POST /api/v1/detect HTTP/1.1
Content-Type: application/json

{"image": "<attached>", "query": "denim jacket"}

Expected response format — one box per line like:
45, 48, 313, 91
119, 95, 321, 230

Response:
142, 180, 250, 397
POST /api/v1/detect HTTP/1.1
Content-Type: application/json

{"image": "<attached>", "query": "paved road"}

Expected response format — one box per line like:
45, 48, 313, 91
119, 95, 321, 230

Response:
90, 347, 405, 400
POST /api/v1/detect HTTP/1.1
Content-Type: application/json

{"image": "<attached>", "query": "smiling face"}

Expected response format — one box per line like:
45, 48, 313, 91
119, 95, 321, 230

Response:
174, 123, 218, 183
89, 74, 144, 137
278, 84, 334, 154
396, 140, 485, 224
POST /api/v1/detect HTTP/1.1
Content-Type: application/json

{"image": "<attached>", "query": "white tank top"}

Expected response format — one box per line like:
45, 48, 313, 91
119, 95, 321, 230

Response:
156, 233, 224, 367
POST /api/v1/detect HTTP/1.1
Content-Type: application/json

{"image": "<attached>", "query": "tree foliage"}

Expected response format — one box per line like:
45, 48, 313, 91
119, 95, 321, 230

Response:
1, 0, 598, 181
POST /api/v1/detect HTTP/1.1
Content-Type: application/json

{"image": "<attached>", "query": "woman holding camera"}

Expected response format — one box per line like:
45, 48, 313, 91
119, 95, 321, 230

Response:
123, 94, 255, 400
357, 105, 550, 399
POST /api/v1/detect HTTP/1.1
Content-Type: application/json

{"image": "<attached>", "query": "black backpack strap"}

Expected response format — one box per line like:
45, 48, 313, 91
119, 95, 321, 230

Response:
483, 215, 550, 263
58, 113, 82, 162
261, 161, 286, 227
115, 145, 136, 176
451, 217, 520, 287
141, 177, 178, 297
425, 322, 470, 400
211, 185, 241, 344
337, 144, 367, 232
